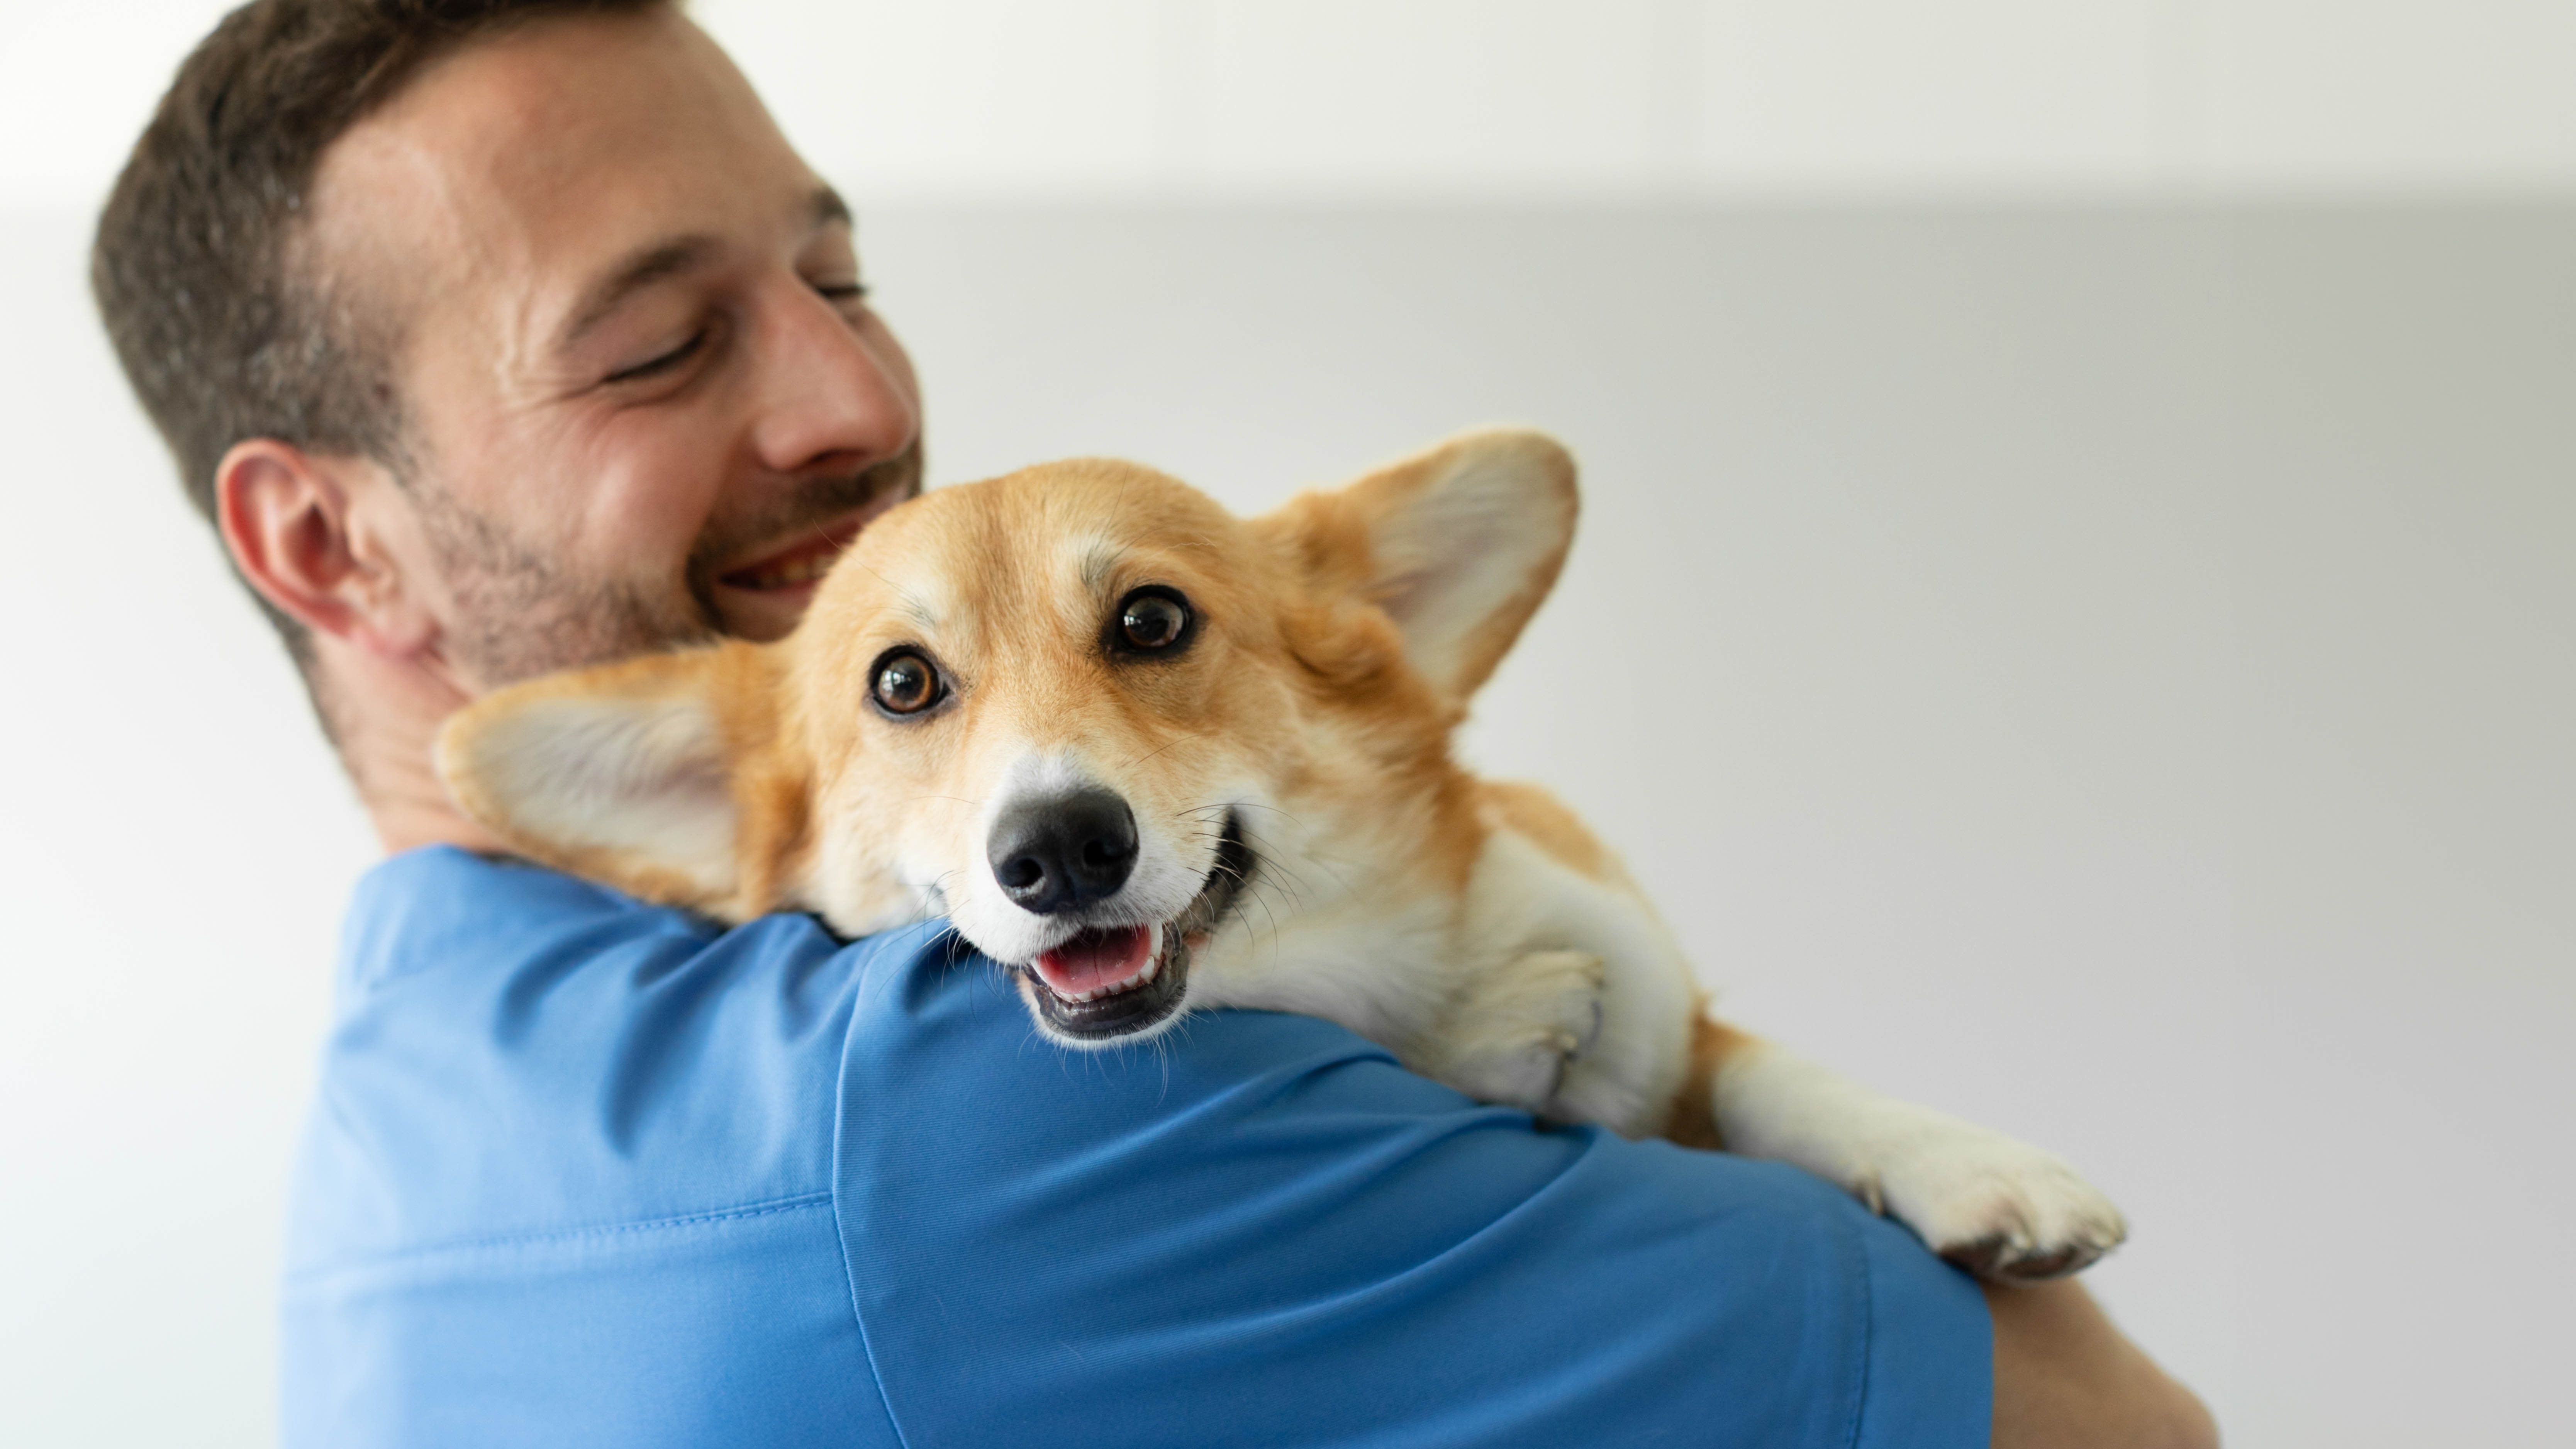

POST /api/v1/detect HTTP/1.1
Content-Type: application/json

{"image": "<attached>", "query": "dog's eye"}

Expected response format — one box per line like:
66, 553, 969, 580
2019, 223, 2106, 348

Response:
1114, 587, 1194, 655
871, 650, 944, 715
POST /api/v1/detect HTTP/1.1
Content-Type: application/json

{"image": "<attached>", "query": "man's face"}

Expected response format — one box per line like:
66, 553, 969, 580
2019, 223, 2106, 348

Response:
309, 8, 921, 686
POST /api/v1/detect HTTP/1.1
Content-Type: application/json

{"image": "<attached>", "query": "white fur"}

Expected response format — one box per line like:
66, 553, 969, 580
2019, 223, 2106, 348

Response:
1448, 827, 1697, 1134
1713, 1040, 2128, 1272
1182, 785, 1466, 1052
943, 751, 1230, 969
1170, 792, 1693, 1137
456, 693, 737, 899
1365, 436, 1574, 699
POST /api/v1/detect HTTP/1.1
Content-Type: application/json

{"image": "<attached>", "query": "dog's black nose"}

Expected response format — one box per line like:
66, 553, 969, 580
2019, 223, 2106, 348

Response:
988, 788, 1139, 915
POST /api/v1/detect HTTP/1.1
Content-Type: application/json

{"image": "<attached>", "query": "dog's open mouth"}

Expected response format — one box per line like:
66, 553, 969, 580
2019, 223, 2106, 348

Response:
1014, 812, 1252, 1042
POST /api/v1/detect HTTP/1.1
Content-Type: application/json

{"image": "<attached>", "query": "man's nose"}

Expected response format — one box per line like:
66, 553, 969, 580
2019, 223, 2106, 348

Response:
744, 281, 916, 477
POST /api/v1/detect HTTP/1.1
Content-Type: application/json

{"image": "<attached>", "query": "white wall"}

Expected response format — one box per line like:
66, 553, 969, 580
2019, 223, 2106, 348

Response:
4, 1, 2575, 208
3, 5, 2571, 1448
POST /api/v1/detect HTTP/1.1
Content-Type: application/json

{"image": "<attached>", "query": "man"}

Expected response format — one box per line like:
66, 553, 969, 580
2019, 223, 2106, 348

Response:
95, 2, 2213, 1444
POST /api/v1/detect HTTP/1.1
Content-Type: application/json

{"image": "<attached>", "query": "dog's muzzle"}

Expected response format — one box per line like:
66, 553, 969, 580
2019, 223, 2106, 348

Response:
1011, 811, 1253, 1043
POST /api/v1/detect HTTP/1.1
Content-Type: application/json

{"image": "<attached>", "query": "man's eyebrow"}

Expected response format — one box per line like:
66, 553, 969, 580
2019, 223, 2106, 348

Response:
557, 236, 717, 352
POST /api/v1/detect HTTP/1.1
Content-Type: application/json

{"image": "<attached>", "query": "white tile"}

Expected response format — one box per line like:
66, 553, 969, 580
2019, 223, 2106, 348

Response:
1180, 0, 1669, 190
698, 0, 1168, 194
2205, 0, 2576, 187
1693, 0, 2183, 188
14, 3, 2576, 226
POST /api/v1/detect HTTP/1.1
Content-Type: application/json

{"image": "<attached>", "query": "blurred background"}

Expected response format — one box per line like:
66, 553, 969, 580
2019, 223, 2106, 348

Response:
2, 2, 2569, 1445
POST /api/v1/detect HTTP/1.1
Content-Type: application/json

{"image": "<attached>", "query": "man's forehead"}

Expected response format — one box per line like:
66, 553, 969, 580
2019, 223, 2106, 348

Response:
305, 9, 817, 339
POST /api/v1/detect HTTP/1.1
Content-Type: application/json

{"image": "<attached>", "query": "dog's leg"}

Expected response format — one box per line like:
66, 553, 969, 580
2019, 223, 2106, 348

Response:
1691, 1018, 2128, 1282
1419, 949, 1608, 1114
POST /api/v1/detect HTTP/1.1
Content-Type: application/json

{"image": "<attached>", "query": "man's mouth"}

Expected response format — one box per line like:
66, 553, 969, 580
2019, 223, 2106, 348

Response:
1013, 813, 1253, 1043
716, 517, 868, 592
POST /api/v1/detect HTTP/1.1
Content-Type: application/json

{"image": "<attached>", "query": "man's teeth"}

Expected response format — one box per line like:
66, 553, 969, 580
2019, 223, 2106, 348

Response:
738, 552, 834, 589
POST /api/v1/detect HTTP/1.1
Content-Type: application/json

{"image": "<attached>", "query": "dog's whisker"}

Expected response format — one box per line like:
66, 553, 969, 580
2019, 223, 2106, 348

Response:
1121, 736, 1189, 770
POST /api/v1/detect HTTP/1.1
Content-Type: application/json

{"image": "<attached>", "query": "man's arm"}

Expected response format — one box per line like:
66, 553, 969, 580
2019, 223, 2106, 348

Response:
1992, 1281, 2218, 1449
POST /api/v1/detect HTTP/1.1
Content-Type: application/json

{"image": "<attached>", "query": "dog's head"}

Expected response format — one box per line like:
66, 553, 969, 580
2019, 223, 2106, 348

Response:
438, 429, 1577, 1045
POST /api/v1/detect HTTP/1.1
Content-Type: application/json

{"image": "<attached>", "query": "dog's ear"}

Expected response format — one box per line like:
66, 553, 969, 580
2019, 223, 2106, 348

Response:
1267, 428, 1578, 701
434, 641, 808, 919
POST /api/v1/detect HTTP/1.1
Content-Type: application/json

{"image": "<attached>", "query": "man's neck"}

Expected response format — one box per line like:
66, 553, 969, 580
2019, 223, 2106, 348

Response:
319, 636, 506, 857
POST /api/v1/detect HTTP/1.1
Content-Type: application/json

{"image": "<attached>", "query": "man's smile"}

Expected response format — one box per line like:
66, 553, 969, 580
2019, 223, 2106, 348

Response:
717, 514, 868, 592
699, 470, 916, 638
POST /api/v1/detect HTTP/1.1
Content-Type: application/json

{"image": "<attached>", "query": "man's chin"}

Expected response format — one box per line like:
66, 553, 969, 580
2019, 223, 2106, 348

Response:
710, 579, 822, 642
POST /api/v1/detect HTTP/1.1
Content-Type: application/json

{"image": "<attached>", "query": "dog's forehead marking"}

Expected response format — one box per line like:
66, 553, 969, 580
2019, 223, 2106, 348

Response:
1073, 534, 1137, 594
851, 544, 952, 634
893, 589, 943, 632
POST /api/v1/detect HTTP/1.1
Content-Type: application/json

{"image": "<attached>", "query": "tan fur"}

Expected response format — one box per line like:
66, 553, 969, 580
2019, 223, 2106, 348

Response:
1479, 779, 1621, 886
438, 642, 807, 915
1667, 1013, 1758, 1152
439, 428, 2128, 1282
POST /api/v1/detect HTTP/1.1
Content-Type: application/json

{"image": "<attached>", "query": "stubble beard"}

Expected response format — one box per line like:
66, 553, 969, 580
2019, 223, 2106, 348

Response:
414, 442, 922, 689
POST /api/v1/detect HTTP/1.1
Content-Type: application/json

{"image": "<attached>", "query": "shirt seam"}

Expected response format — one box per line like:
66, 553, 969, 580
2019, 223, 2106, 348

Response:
281, 1191, 834, 1285
1840, 1208, 1876, 1449
829, 937, 919, 1449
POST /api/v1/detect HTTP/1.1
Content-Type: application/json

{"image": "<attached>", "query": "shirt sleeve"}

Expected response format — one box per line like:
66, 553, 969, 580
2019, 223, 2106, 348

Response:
282, 850, 906, 1448
835, 925, 1991, 1449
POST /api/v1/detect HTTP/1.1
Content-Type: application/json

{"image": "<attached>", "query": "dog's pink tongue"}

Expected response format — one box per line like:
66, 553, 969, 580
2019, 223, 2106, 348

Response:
1033, 926, 1152, 998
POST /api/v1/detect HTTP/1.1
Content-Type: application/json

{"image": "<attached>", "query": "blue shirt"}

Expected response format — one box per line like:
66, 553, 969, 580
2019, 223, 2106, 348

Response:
282, 847, 1989, 1446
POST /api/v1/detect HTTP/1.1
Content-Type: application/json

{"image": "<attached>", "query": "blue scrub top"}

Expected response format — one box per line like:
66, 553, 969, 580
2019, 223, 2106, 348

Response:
282, 847, 1988, 1446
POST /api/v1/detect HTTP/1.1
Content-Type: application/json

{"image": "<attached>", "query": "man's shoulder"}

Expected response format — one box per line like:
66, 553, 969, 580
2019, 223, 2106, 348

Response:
286, 850, 1989, 1449
831, 944, 1991, 1449
293, 847, 882, 1264
336, 845, 708, 993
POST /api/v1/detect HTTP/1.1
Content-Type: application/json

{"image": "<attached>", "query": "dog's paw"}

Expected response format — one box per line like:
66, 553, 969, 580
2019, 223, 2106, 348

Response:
1428, 949, 1606, 1112
1863, 1113, 2128, 1283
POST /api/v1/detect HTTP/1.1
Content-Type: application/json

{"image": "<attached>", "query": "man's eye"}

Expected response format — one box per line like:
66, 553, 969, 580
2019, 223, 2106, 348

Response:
604, 331, 706, 384
812, 280, 869, 305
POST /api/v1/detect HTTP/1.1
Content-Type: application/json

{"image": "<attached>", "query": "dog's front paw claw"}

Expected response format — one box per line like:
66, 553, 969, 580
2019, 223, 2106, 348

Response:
1942, 1234, 2101, 1283
1874, 1126, 2128, 1283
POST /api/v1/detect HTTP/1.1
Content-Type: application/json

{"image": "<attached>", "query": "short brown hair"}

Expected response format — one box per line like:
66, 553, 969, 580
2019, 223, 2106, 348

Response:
91, 0, 670, 681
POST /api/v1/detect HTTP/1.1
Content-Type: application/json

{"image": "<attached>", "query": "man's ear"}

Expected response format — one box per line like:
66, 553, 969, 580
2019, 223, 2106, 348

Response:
434, 641, 808, 918
1261, 428, 1578, 701
215, 438, 435, 656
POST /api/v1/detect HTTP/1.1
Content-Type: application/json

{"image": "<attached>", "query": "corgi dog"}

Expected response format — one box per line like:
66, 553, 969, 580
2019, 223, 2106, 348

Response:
438, 430, 2126, 1281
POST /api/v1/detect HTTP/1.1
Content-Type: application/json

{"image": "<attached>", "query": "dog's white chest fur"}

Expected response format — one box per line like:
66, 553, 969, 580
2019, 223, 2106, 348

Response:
1185, 802, 1695, 1138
